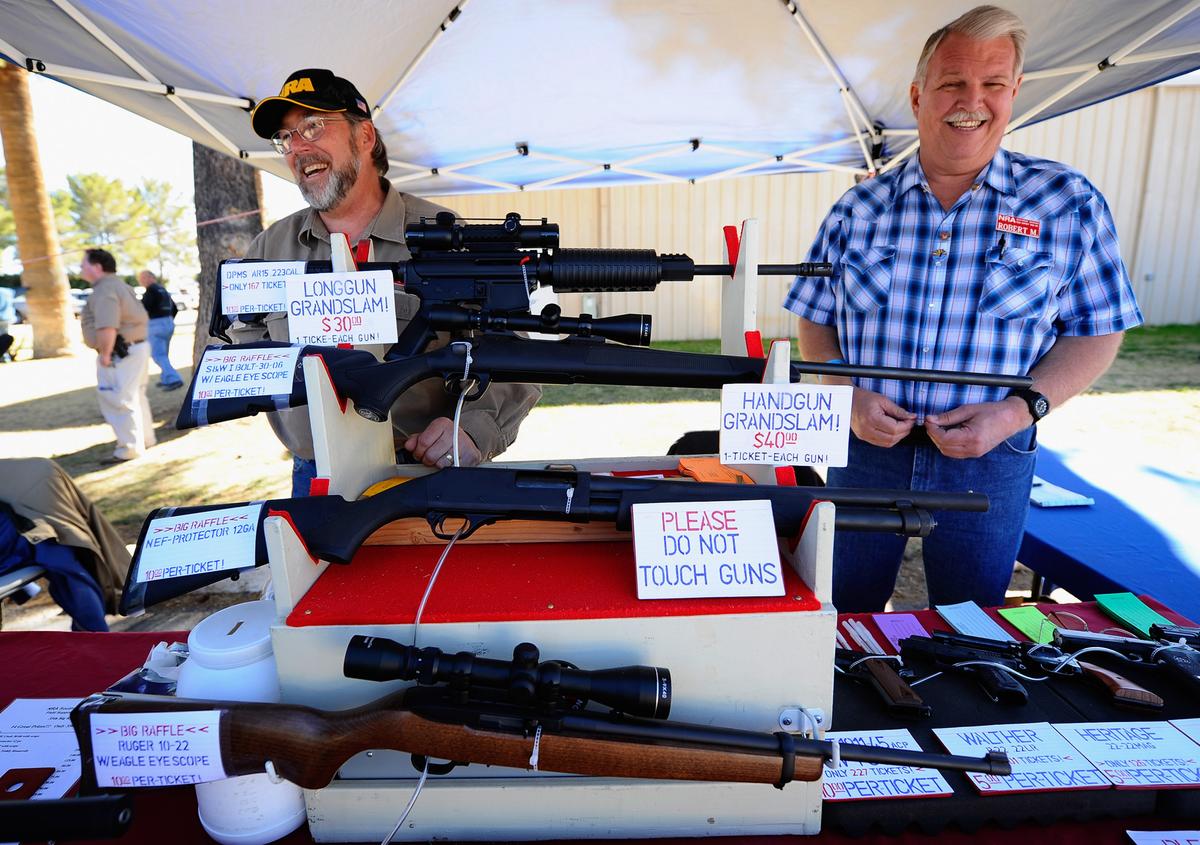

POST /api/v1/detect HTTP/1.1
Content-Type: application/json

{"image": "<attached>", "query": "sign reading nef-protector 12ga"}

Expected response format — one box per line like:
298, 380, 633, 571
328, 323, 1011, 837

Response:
719, 384, 852, 467
135, 504, 263, 583
631, 500, 784, 599
286, 269, 397, 346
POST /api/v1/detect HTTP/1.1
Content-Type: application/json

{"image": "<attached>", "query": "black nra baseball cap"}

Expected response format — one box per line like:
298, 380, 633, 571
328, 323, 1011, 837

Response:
251, 68, 371, 139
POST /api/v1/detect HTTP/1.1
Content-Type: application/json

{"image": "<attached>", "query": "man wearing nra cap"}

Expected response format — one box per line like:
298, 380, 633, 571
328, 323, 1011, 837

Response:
234, 69, 539, 496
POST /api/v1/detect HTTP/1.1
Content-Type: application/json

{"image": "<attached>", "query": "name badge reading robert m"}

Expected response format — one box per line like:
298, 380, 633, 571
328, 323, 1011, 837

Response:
135, 504, 262, 583
286, 269, 397, 346
720, 383, 852, 467
220, 261, 306, 314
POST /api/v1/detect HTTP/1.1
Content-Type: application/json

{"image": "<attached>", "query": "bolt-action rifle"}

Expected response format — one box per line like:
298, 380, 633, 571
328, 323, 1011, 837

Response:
899, 630, 1163, 709
119, 466, 988, 614
71, 638, 1010, 794
178, 332, 1033, 429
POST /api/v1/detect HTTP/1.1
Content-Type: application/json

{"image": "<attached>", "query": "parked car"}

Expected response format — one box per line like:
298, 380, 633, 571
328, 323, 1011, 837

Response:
11, 289, 90, 322
12, 294, 28, 323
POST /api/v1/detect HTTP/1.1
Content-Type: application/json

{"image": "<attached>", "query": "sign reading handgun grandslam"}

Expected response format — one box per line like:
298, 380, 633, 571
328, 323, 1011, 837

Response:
286, 270, 397, 346
719, 384, 852, 467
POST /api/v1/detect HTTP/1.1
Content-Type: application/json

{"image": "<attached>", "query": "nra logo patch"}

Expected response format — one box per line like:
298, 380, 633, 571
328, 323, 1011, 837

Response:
280, 78, 315, 97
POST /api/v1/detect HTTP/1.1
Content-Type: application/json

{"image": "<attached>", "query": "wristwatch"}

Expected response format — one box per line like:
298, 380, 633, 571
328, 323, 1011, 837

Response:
1011, 388, 1050, 423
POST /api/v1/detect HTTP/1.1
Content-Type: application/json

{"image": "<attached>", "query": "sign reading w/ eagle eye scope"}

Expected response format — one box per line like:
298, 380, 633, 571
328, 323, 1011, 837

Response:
631, 500, 784, 600
135, 504, 263, 583
193, 346, 301, 400
285, 269, 397, 346
719, 384, 852, 467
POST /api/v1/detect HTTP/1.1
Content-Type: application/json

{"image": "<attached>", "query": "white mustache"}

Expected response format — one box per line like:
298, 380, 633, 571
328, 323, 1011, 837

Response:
944, 110, 991, 123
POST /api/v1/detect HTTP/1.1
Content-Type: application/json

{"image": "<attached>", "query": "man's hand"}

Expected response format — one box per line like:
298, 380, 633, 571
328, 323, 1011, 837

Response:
851, 387, 917, 447
404, 417, 482, 467
98, 352, 113, 368
924, 399, 1029, 459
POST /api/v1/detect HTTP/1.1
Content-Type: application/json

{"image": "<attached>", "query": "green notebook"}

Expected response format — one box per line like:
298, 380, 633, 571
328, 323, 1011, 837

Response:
1094, 592, 1172, 638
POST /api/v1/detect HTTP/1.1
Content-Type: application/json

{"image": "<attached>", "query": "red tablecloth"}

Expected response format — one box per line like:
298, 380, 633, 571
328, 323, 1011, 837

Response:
0, 619, 1193, 845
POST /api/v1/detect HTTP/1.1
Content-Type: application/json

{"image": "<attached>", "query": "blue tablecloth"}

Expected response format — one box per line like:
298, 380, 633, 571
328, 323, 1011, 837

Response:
1019, 445, 1200, 621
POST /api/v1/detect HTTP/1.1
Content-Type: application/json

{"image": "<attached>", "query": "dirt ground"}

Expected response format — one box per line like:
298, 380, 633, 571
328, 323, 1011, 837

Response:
1, 315, 1197, 632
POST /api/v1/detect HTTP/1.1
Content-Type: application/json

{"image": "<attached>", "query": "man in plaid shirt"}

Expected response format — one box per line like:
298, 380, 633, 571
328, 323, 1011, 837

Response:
784, 5, 1142, 612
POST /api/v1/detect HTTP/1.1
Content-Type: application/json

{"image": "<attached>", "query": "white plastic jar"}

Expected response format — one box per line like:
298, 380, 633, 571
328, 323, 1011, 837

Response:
176, 600, 306, 845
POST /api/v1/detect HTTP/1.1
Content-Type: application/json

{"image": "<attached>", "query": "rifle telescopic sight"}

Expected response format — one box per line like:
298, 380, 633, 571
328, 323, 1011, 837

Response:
405, 211, 560, 252
343, 636, 671, 719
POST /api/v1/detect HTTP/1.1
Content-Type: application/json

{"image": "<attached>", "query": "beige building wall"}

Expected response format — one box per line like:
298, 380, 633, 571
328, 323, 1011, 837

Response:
440, 85, 1200, 339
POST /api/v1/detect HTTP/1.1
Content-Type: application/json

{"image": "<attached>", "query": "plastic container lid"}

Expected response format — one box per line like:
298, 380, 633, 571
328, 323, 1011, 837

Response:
186, 600, 278, 671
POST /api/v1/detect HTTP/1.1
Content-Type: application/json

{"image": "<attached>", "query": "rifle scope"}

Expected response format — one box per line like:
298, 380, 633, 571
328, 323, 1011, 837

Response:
344, 636, 671, 719
427, 304, 652, 346
406, 211, 560, 252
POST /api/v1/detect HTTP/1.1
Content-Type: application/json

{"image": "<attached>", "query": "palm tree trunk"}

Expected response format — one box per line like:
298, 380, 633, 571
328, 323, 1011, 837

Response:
192, 143, 264, 365
0, 64, 73, 357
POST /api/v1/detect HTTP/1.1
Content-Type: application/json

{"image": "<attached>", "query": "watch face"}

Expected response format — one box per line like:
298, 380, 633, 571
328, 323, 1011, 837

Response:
1032, 395, 1050, 419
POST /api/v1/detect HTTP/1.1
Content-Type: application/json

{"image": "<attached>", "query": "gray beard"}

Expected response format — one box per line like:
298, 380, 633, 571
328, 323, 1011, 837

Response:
298, 156, 360, 212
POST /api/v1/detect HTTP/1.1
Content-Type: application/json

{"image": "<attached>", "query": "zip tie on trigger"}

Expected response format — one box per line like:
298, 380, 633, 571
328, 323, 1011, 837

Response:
264, 760, 283, 784
449, 341, 474, 466
829, 738, 841, 770
529, 724, 543, 769
520, 255, 535, 302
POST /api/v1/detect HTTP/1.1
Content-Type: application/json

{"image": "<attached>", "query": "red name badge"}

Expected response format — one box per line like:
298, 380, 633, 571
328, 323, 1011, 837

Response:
996, 214, 1041, 239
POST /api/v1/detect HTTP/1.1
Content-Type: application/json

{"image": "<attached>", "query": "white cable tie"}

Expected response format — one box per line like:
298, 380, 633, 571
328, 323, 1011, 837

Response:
450, 341, 474, 466
529, 724, 543, 769
381, 757, 431, 845
829, 738, 841, 770
264, 760, 283, 784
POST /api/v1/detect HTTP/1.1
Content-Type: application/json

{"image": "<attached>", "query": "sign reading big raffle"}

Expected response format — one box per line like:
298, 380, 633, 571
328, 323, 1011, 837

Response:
220, 261, 306, 314
719, 384, 852, 467
631, 500, 784, 599
135, 504, 263, 583
89, 710, 226, 787
285, 269, 397, 346
192, 346, 301, 400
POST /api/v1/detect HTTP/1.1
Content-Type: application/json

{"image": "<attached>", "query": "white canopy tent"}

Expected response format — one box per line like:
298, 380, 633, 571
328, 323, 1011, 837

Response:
1, 0, 1198, 196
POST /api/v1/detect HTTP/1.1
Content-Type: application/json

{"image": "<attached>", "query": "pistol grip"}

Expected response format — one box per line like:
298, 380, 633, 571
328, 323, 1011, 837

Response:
1077, 660, 1163, 710
862, 660, 931, 718
973, 665, 1027, 705
1157, 648, 1200, 695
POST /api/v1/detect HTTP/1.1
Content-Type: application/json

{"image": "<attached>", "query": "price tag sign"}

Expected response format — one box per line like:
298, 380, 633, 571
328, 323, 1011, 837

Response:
933, 722, 1110, 794
286, 269, 397, 345
135, 504, 262, 583
719, 384, 852, 467
822, 729, 954, 801
220, 261, 306, 314
1055, 721, 1200, 789
89, 710, 226, 787
631, 500, 784, 599
192, 346, 301, 400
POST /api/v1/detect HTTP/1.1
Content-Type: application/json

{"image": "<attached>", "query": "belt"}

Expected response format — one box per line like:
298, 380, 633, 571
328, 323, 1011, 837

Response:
126, 339, 146, 345
896, 427, 934, 448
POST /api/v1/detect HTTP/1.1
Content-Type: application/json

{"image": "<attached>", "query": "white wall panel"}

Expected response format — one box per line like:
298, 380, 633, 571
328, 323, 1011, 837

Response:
438, 86, 1199, 336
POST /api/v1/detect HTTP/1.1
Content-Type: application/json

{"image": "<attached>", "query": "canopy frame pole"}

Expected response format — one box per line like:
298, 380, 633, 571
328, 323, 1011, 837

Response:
20, 61, 252, 108
374, 0, 472, 117
47, 0, 247, 156
1023, 45, 1200, 81
782, 0, 880, 172
1008, 0, 1200, 132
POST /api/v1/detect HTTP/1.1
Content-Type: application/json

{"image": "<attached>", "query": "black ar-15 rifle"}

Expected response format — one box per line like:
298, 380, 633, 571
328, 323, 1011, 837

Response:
119, 466, 987, 613
71, 637, 1010, 794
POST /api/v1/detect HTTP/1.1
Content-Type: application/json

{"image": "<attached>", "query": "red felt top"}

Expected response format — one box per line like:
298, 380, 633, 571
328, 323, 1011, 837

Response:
287, 540, 820, 627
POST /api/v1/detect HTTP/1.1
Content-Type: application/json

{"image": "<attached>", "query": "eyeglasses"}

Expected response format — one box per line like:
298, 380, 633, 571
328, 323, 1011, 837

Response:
270, 115, 347, 155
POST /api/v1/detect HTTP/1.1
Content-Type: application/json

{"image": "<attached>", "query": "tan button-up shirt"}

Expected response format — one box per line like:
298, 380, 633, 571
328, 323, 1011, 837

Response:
229, 182, 540, 462
81, 273, 147, 349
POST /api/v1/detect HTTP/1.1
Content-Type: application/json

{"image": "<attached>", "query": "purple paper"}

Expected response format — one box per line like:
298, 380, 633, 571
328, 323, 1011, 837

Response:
872, 613, 930, 652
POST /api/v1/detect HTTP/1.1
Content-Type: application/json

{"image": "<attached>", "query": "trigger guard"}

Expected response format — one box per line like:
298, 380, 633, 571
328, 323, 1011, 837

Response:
442, 374, 490, 400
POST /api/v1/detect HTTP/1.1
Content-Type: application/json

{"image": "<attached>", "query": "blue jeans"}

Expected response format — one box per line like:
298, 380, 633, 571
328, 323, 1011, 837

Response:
827, 428, 1038, 612
292, 456, 318, 498
147, 316, 183, 386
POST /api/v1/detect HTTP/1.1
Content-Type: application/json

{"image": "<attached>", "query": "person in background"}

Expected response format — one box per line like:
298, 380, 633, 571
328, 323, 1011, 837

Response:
138, 269, 184, 390
79, 248, 156, 462
0, 285, 14, 361
232, 68, 539, 496
784, 5, 1141, 612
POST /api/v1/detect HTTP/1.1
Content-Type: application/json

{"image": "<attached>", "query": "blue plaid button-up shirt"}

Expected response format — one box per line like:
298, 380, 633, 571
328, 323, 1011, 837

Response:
784, 148, 1142, 419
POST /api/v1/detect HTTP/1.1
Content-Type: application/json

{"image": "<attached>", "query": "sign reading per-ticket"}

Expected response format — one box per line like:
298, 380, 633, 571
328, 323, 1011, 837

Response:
719, 384, 851, 467
631, 499, 783, 599
89, 710, 226, 787
193, 346, 301, 401
136, 504, 262, 583
220, 261, 306, 314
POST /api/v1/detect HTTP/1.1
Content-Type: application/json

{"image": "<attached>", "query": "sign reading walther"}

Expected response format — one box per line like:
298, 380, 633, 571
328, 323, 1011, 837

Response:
719, 384, 852, 467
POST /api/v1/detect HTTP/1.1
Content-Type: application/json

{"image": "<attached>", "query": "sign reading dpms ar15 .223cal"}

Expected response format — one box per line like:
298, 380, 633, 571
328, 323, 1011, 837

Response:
719, 384, 852, 467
